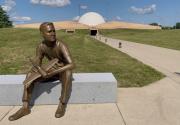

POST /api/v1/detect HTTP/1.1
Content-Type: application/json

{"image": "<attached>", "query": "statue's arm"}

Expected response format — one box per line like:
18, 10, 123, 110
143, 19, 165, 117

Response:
23, 44, 45, 87
34, 44, 44, 66
26, 44, 45, 78
47, 42, 75, 77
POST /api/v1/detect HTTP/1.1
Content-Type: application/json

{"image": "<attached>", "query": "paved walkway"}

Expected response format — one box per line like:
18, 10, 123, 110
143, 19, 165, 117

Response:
1, 36, 180, 125
0, 101, 125, 125
93, 35, 180, 125
94, 35, 180, 83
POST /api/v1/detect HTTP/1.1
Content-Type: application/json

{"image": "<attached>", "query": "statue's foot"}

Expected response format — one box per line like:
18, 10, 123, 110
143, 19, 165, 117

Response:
55, 103, 66, 118
8, 107, 31, 121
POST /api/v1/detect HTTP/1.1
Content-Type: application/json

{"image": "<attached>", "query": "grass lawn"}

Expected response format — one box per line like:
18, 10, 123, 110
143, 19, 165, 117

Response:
100, 29, 180, 50
0, 28, 164, 87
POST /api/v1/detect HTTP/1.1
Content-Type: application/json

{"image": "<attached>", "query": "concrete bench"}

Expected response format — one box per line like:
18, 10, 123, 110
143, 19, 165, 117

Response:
0, 73, 117, 105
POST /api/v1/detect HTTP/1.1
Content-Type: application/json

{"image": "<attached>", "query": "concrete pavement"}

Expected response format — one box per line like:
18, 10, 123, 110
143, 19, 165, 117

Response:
94, 35, 180, 83
93, 35, 180, 125
118, 77, 180, 125
0, 102, 125, 125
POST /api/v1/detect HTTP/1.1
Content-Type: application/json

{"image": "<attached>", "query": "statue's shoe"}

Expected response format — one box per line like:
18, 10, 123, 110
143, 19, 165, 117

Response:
55, 103, 66, 118
8, 108, 31, 121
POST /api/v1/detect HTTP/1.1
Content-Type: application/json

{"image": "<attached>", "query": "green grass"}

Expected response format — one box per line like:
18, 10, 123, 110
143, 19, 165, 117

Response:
100, 29, 180, 50
0, 28, 164, 87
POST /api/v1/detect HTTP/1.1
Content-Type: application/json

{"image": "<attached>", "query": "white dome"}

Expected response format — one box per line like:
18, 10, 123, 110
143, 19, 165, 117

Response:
78, 12, 105, 26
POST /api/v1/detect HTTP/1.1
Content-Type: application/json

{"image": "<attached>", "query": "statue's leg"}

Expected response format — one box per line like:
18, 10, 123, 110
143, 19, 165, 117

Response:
8, 74, 35, 121
8, 86, 33, 121
22, 82, 35, 107
55, 69, 72, 118
59, 69, 72, 103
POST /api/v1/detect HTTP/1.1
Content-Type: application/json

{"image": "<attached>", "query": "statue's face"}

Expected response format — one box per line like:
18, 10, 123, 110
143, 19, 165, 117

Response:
41, 24, 56, 42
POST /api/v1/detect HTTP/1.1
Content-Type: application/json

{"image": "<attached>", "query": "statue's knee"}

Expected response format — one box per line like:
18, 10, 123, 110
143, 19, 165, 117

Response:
60, 70, 72, 82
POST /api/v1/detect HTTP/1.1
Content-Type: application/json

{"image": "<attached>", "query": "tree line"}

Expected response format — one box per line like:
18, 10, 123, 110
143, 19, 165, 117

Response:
150, 22, 180, 30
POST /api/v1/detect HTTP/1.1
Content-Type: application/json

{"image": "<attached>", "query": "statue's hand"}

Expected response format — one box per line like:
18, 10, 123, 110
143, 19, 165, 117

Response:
24, 83, 29, 89
40, 69, 48, 78
42, 72, 49, 79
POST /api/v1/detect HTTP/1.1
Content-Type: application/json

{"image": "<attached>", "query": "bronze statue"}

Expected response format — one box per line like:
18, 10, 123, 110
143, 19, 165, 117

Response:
9, 22, 75, 121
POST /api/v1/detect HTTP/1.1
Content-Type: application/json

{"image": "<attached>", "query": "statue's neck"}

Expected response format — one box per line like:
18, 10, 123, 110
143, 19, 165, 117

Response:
43, 40, 56, 47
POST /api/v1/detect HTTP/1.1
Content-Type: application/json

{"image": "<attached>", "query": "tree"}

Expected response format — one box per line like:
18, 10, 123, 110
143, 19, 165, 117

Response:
161, 26, 173, 30
175, 22, 180, 29
173, 25, 176, 29
0, 6, 13, 28
149, 23, 159, 26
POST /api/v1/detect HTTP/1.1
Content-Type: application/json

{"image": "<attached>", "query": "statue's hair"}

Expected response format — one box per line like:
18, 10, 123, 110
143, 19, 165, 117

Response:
39, 22, 54, 32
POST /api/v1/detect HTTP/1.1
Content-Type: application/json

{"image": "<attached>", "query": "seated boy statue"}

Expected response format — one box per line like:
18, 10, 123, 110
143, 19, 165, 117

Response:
9, 22, 75, 121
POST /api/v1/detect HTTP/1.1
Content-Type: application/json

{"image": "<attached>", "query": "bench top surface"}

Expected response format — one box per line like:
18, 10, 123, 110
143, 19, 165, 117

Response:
0, 73, 117, 85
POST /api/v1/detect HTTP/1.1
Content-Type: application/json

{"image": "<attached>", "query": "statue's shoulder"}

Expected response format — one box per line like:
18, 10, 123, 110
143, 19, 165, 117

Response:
57, 40, 68, 48
37, 41, 46, 51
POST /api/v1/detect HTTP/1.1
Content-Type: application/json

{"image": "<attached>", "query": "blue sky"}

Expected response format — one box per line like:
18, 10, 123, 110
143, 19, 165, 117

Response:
0, 0, 180, 26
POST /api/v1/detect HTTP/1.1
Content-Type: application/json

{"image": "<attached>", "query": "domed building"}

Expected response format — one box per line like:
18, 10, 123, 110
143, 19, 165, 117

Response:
77, 12, 106, 35
78, 12, 105, 26
15, 11, 161, 35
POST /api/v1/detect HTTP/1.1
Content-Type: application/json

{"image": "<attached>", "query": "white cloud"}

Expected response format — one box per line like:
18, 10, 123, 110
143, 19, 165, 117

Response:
80, 5, 87, 9
2, 5, 12, 12
116, 16, 122, 21
30, 0, 71, 7
11, 16, 32, 22
2, 0, 16, 12
30, 0, 39, 4
1, 0, 31, 24
73, 16, 80, 21
129, 4, 156, 15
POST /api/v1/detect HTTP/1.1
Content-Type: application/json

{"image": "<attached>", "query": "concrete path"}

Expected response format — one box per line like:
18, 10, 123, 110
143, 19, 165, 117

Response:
0, 101, 125, 125
0, 103, 125, 125
94, 35, 180, 83
93, 35, 180, 125
118, 77, 180, 125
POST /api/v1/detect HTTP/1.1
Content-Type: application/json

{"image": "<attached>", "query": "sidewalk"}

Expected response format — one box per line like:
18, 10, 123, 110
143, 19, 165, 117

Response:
118, 77, 180, 125
0, 89, 125, 125
0, 101, 124, 125
94, 35, 180, 83
93, 35, 180, 125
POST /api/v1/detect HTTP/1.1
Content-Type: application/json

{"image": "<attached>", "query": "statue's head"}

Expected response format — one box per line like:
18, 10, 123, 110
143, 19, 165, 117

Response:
39, 22, 56, 43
